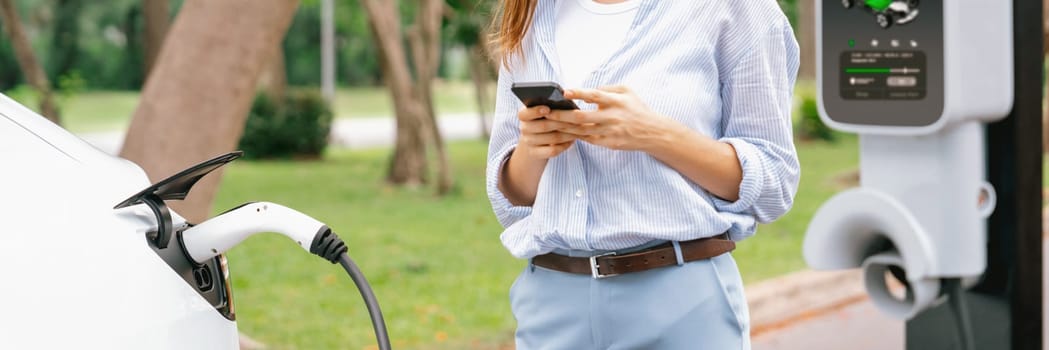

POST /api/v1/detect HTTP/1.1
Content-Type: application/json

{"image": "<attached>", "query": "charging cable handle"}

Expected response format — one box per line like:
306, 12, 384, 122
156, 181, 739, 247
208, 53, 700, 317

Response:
181, 202, 323, 263
180, 202, 392, 350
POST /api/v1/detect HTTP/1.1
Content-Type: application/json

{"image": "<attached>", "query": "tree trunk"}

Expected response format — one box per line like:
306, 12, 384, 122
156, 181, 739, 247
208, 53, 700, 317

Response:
120, 0, 299, 223
798, 0, 816, 80
480, 29, 500, 77
410, 0, 453, 195
361, 0, 428, 186
256, 46, 287, 104
0, 0, 60, 124
468, 44, 492, 140
143, 0, 170, 78
360, 0, 452, 190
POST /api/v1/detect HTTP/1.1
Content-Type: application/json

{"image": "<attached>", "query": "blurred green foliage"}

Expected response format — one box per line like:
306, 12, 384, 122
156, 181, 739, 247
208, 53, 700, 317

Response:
797, 94, 836, 142
780, 0, 799, 29
284, 0, 384, 86
238, 89, 334, 160
46, 0, 81, 83
0, 0, 162, 90
0, 0, 432, 90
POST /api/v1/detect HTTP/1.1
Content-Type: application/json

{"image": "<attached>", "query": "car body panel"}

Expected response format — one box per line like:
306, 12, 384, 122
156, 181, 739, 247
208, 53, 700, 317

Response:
0, 94, 238, 349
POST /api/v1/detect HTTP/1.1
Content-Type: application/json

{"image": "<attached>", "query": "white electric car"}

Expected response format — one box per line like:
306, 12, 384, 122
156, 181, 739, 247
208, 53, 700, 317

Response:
0, 94, 388, 349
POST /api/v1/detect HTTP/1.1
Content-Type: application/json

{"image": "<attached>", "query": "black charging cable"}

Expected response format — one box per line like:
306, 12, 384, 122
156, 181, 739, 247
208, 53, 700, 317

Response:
944, 278, 975, 350
310, 228, 392, 350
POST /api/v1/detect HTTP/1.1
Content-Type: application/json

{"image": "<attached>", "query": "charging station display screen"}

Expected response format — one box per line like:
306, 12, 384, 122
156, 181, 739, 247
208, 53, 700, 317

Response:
821, 0, 944, 127
841, 51, 926, 100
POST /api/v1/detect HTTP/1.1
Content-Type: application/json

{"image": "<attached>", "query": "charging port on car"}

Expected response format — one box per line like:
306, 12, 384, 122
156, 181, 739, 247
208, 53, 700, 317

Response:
192, 265, 214, 292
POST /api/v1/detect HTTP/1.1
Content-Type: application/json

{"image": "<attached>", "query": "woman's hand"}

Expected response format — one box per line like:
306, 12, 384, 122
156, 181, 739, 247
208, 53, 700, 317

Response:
552, 85, 745, 202
516, 105, 580, 159
549, 85, 678, 153
497, 106, 581, 207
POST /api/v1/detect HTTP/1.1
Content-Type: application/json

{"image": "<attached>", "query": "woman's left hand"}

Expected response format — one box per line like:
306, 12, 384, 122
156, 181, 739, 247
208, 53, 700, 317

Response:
549, 85, 679, 153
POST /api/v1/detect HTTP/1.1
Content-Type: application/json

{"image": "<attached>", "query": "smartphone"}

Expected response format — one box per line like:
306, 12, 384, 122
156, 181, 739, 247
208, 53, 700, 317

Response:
511, 81, 579, 110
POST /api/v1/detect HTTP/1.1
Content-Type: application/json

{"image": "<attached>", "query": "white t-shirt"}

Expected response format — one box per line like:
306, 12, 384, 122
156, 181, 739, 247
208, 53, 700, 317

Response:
554, 0, 641, 89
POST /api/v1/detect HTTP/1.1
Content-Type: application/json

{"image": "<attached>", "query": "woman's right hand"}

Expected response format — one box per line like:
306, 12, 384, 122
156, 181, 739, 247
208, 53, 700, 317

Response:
497, 106, 578, 206
516, 106, 579, 159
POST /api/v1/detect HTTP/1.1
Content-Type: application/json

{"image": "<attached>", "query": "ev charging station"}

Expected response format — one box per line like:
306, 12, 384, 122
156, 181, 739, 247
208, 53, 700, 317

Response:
804, 0, 1042, 348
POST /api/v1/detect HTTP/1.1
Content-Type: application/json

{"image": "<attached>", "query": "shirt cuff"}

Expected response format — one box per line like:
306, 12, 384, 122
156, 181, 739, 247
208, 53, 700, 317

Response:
711, 138, 765, 215
486, 144, 533, 227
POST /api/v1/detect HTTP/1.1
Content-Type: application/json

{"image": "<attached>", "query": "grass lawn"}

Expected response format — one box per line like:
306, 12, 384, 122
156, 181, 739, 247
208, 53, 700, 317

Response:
3, 80, 483, 133
331, 81, 482, 119
215, 137, 859, 349
1, 90, 141, 133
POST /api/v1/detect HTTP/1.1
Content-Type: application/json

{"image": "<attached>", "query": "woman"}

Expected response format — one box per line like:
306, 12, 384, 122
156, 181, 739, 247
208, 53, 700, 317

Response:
485, 0, 799, 348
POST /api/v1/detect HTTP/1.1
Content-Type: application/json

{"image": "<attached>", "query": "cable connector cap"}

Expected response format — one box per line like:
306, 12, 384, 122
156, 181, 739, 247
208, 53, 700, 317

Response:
310, 226, 348, 263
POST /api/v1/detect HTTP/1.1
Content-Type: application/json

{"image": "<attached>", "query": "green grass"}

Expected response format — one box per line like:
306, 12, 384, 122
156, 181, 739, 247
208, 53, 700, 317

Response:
332, 81, 483, 119
60, 91, 140, 132
3, 80, 485, 133
216, 141, 521, 349
2, 89, 140, 132
215, 137, 859, 349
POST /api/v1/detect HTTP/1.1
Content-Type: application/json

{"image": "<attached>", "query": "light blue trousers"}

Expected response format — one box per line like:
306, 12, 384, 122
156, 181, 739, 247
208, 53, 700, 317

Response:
510, 246, 750, 350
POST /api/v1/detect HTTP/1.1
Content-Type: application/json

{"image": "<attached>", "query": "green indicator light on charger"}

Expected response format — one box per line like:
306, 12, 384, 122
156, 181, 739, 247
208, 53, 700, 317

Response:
846, 68, 892, 74
848, 39, 855, 48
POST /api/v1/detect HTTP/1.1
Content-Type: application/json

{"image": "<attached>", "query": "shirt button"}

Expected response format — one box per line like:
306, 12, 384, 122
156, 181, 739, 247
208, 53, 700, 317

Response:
575, 189, 584, 198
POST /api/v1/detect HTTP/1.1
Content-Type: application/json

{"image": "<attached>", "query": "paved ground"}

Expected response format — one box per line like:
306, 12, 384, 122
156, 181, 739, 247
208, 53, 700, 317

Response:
752, 215, 1049, 350
753, 301, 903, 350
77, 113, 489, 155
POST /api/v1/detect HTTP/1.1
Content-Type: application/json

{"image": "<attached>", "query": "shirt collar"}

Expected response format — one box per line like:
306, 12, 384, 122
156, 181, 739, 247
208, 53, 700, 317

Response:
574, 0, 642, 15
533, 0, 656, 83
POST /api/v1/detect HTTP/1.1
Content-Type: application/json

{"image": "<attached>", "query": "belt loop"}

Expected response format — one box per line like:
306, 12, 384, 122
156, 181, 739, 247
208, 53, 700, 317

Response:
671, 241, 685, 266
528, 258, 536, 272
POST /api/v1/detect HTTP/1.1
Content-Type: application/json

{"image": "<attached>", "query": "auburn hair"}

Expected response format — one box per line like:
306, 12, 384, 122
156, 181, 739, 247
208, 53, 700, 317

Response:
489, 0, 538, 68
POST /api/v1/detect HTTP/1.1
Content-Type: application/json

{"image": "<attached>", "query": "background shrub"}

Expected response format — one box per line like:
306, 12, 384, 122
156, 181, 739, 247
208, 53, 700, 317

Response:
238, 89, 333, 159
796, 94, 836, 142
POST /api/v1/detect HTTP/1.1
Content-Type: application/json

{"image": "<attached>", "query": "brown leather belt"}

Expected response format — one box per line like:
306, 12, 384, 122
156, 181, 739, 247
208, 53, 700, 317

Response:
532, 234, 735, 278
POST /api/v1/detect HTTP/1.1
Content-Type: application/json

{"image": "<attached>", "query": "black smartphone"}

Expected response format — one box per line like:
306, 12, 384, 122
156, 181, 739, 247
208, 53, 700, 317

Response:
511, 81, 579, 110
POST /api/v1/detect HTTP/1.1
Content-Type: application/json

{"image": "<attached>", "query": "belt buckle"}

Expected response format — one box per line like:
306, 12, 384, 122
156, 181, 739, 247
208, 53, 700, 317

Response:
590, 252, 618, 279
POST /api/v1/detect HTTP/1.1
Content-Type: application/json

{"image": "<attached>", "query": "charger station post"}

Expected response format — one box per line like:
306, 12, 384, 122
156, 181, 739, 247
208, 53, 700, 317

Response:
907, 0, 1043, 348
804, 0, 1042, 348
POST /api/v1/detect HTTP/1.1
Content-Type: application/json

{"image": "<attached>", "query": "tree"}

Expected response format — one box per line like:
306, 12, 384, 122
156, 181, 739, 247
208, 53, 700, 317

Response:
468, 43, 493, 139
448, 0, 497, 139
143, 0, 170, 77
120, 0, 300, 223
0, 0, 60, 124
360, 0, 453, 194
47, 0, 81, 82
257, 45, 288, 103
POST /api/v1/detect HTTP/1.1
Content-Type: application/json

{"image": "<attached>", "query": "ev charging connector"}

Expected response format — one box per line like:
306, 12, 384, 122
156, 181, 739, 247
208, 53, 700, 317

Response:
179, 201, 392, 350
180, 202, 329, 264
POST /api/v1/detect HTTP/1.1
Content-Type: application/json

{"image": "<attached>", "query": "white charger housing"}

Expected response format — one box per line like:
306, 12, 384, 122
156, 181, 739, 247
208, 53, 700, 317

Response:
804, 0, 1013, 319
816, 0, 1013, 135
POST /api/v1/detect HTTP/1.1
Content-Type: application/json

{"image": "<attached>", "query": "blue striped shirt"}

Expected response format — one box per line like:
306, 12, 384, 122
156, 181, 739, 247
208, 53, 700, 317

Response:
486, 0, 801, 259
